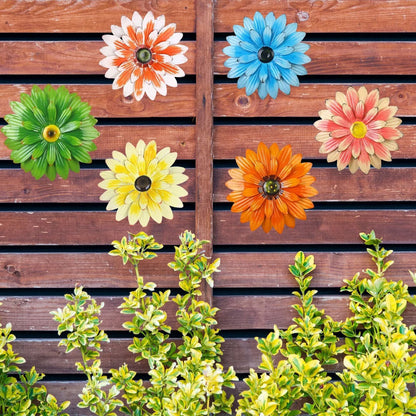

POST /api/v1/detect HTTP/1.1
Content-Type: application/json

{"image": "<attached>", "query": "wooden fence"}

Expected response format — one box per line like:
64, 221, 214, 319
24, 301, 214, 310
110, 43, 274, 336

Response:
0, 1, 416, 414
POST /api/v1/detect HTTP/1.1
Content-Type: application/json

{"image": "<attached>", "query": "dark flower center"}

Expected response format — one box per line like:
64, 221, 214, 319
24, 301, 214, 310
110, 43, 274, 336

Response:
259, 176, 281, 199
134, 175, 152, 192
258, 46, 274, 63
136, 47, 152, 64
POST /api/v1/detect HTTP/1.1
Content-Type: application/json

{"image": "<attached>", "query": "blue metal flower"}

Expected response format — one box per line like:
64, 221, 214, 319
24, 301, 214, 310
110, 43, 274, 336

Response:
223, 12, 310, 99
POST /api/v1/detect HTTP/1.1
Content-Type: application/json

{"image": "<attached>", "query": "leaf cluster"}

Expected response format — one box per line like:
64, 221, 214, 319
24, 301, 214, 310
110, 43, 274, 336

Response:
0, 311, 70, 415
52, 230, 236, 416
238, 230, 416, 416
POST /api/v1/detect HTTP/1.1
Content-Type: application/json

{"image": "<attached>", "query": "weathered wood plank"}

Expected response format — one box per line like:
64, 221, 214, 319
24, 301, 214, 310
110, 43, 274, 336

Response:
0, 41, 194, 75
14, 338, 260, 374
1, 251, 415, 289
215, 167, 416, 202
213, 210, 416, 245
214, 41, 416, 75
1, 167, 415, 204
2, 41, 416, 76
0, 168, 195, 203
213, 125, 416, 160
0, 84, 196, 118
3, 294, 416, 332
2, 124, 414, 161
0, 211, 194, 246
1, 0, 414, 34
0, 125, 196, 160
214, 84, 415, 118
195, 0, 215, 304
214, 0, 416, 33
0, 0, 196, 33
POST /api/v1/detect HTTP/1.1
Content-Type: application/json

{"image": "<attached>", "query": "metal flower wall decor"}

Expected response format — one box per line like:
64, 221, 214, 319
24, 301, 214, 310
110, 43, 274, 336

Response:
223, 12, 310, 99
2, 85, 99, 180
100, 11, 188, 102
99, 140, 188, 227
226, 142, 318, 234
314, 86, 402, 174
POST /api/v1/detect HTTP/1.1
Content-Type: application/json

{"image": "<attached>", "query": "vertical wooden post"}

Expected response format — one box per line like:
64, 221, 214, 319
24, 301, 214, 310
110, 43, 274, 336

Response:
195, 0, 214, 304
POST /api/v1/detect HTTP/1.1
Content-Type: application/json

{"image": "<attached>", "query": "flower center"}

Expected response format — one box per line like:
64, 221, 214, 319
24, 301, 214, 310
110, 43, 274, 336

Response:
42, 124, 60, 142
262, 178, 281, 197
134, 175, 152, 192
257, 46, 274, 63
350, 121, 367, 139
136, 47, 152, 64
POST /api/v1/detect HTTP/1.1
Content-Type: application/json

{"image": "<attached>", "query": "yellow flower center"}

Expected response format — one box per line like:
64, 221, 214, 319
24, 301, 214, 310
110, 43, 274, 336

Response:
350, 121, 367, 139
42, 124, 60, 142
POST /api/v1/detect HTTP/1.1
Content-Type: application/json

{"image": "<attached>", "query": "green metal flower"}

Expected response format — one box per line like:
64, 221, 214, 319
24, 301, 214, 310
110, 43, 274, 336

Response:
2, 85, 100, 180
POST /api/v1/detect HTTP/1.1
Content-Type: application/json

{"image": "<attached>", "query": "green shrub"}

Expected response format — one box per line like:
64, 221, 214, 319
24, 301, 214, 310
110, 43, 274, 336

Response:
237, 231, 416, 416
52, 230, 237, 416
0, 316, 70, 415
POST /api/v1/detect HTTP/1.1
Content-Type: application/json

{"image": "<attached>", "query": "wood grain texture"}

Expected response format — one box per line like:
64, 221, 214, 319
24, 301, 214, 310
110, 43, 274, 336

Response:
0, 125, 196, 160
0, 0, 196, 33
0, 211, 194, 246
0, 251, 415, 289
195, 0, 215, 304
214, 0, 416, 33
215, 167, 416, 202
1, 0, 414, 34
1, 166, 414, 204
0, 41, 194, 75
1, 210, 415, 246
2, 41, 415, 76
213, 210, 416, 245
215, 41, 416, 75
213, 125, 416, 160
2, 294, 416, 332
214, 84, 416, 118
1, 251, 415, 289
0, 168, 195, 203
0, 84, 196, 118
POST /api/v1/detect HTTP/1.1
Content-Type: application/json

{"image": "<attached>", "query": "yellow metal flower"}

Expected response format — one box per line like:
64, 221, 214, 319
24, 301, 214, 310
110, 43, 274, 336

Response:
99, 140, 188, 226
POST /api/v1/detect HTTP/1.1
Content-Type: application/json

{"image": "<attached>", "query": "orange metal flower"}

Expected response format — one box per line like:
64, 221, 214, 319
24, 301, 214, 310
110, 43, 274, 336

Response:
314, 86, 402, 174
226, 143, 318, 233
100, 11, 188, 101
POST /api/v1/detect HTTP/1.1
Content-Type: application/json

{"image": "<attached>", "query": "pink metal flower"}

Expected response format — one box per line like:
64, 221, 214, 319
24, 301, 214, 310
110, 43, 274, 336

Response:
99, 11, 188, 101
314, 86, 402, 174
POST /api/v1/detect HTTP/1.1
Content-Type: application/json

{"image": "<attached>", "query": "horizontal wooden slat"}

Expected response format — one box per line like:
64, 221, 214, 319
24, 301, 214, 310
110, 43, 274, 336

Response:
0, 84, 195, 118
1, 166, 415, 204
14, 338, 259, 374
214, 210, 416, 245
2, 294, 416, 332
214, 0, 416, 33
42, 380, 249, 416
0, 125, 196, 160
2, 41, 415, 76
0, 41, 195, 75
213, 125, 416, 160
215, 167, 416, 202
0, 0, 196, 33
0, 211, 194, 246
1, 210, 415, 246
214, 41, 416, 75
0, 295, 345, 331
1, 251, 415, 289
1, 124, 414, 161
2, 0, 415, 34
0, 169, 195, 203
1, 83, 413, 119
214, 84, 416, 118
